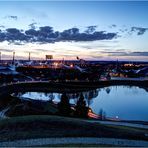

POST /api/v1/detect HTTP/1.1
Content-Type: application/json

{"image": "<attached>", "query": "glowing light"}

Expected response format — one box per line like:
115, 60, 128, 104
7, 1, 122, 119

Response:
53, 62, 58, 66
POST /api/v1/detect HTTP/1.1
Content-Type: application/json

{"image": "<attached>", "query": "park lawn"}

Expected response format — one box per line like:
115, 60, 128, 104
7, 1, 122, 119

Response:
0, 115, 147, 142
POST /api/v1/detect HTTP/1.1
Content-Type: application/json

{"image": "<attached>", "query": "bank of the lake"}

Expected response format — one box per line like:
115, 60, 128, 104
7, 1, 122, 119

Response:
0, 79, 148, 97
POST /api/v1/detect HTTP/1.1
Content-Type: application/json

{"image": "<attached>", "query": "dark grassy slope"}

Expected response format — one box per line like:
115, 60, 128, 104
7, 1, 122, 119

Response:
0, 115, 147, 142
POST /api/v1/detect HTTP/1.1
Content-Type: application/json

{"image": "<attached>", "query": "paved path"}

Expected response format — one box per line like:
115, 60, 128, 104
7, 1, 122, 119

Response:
111, 77, 148, 81
87, 120, 148, 129
1, 137, 148, 147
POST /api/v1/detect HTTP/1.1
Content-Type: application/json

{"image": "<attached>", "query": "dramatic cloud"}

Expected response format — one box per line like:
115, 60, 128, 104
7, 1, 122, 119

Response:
5, 28, 30, 42
0, 32, 6, 42
130, 27, 148, 35
0, 26, 117, 44
60, 28, 117, 42
1, 25, 147, 45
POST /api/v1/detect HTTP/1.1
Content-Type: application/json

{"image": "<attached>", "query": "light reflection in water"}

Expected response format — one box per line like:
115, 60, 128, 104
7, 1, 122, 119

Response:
21, 86, 148, 121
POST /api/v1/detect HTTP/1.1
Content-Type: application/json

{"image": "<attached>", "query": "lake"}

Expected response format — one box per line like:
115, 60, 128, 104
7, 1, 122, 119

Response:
20, 86, 148, 121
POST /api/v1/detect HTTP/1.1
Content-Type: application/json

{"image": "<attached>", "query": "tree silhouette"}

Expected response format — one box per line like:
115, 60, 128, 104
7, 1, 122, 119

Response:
58, 93, 71, 116
75, 93, 88, 118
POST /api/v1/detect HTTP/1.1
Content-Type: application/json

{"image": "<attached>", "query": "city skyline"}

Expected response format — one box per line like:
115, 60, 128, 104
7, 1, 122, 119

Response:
0, 1, 148, 61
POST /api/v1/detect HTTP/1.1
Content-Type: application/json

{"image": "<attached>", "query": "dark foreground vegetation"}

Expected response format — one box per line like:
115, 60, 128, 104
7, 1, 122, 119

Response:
1, 93, 89, 119
0, 115, 148, 142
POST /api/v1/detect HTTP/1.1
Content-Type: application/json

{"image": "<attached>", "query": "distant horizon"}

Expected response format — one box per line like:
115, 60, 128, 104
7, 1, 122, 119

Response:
0, 59, 148, 63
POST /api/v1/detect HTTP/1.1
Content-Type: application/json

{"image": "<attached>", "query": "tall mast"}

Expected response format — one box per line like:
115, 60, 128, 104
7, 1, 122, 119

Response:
29, 52, 31, 61
12, 52, 15, 64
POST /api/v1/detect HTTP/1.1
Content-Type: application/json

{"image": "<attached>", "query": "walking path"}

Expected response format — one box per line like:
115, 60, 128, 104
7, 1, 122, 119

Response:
87, 120, 148, 129
1, 137, 148, 147
111, 77, 148, 81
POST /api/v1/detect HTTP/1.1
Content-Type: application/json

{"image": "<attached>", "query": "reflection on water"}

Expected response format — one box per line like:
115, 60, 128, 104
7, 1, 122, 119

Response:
20, 92, 60, 101
21, 89, 99, 106
90, 86, 148, 121
20, 86, 148, 121
0, 86, 148, 121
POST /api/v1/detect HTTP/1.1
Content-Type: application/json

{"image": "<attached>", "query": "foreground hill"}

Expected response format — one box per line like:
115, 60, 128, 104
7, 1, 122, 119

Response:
0, 115, 147, 142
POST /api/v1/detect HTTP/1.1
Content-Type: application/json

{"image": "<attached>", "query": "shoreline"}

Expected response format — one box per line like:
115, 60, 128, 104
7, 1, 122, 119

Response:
0, 79, 148, 94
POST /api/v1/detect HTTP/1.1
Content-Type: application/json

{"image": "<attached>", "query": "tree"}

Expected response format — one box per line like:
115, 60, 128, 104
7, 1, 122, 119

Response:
75, 93, 88, 118
58, 93, 71, 116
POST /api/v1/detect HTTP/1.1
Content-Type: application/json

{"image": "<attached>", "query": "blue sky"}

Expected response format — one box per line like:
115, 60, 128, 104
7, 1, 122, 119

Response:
0, 1, 148, 61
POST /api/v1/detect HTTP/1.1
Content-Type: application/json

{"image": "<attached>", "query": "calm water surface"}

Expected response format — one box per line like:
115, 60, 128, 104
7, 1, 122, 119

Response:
21, 86, 148, 121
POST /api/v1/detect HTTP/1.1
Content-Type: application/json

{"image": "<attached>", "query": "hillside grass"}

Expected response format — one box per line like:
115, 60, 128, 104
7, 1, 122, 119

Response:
0, 115, 147, 142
